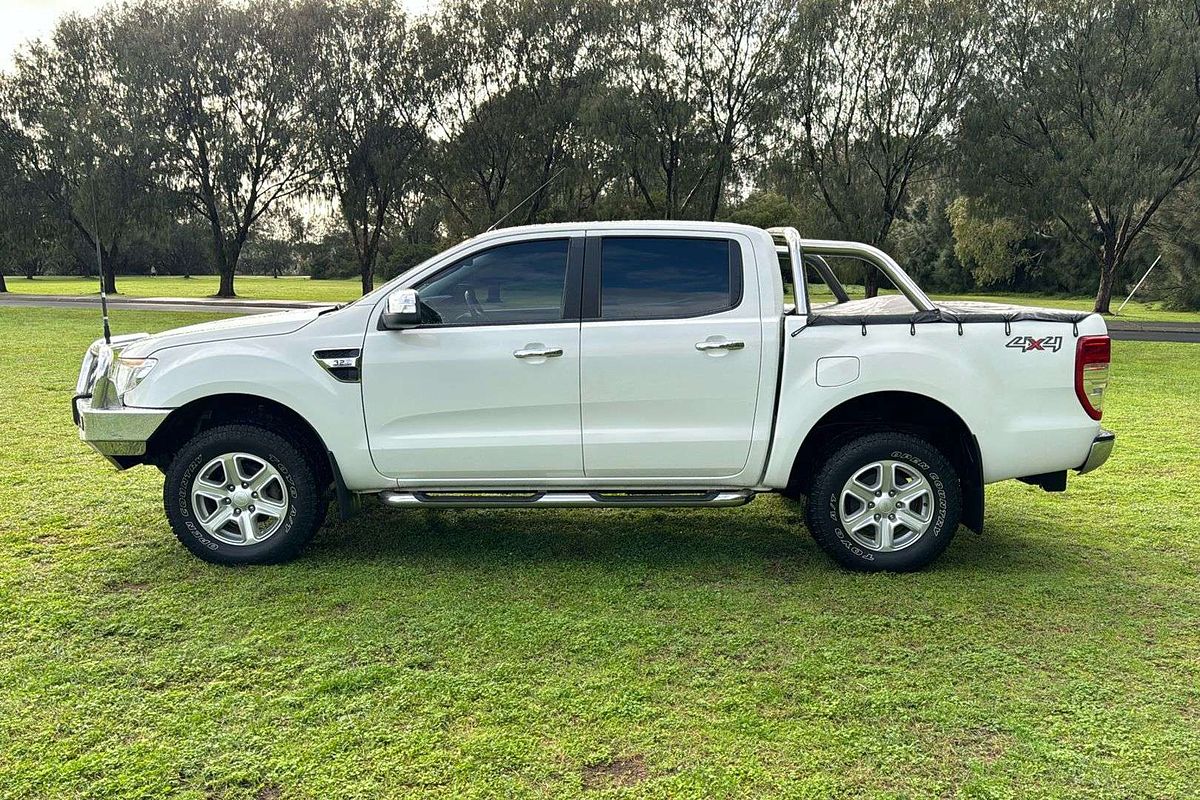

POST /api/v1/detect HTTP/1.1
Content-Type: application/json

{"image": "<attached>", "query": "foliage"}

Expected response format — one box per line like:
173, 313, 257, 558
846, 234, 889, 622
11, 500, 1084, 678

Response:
309, 0, 436, 294
891, 192, 973, 293
960, 0, 1200, 313
946, 196, 1033, 287
768, 0, 984, 296
0, 0, 1197, 304
1147, 184, 1200, 310
1, 11, 164, 293
114, 0, 321, 297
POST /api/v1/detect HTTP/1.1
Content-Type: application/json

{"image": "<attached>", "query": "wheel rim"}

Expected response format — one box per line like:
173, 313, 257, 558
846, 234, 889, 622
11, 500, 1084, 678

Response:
190, 452, 289, 547
838, 459, 935, 553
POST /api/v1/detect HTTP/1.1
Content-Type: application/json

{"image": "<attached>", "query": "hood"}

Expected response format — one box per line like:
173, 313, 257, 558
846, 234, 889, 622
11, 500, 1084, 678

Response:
121, 307, 326, 357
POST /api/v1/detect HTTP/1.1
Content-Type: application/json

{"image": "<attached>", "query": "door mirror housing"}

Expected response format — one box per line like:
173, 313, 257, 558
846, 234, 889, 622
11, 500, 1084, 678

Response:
380, 289, 422, 329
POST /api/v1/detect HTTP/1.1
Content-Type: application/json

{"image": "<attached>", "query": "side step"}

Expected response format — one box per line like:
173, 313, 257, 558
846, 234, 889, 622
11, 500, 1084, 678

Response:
378, 489, 755, 509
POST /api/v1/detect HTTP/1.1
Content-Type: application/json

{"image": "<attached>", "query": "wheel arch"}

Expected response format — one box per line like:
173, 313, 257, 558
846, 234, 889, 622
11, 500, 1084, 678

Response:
785, 390, 984, 533
144, 393, 334, 492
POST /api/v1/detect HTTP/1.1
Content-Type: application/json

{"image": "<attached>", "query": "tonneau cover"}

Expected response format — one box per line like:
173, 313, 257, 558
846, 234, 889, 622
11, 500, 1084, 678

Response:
806, 296, 1092, 327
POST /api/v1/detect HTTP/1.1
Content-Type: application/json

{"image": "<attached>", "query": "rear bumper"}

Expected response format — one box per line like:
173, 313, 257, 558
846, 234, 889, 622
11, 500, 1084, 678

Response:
72, 395, 169, 467
1077, 429, 1115, 474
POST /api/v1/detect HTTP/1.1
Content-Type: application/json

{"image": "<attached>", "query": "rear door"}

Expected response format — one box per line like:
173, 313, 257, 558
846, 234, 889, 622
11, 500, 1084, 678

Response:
579, 231, 763, 479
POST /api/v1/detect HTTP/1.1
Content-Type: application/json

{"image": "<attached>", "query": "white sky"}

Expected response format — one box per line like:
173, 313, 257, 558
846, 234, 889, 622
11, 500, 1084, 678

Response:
1, 0, 107, 68
0, 0, 434, 69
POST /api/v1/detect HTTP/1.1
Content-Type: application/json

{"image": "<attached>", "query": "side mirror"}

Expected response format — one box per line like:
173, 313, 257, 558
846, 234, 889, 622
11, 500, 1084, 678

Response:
380, 289, 422, 329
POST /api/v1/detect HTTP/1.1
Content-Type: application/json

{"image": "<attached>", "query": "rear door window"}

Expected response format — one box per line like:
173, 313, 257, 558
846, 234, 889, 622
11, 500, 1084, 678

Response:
598, 237, 740, 320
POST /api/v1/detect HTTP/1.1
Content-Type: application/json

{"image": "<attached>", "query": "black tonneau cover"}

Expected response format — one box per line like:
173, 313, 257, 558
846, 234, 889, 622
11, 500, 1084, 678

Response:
805, 296, 1092, 329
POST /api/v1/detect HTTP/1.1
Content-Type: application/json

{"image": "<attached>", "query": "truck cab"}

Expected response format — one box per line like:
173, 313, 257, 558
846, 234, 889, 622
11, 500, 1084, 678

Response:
73, 222, 1114, 571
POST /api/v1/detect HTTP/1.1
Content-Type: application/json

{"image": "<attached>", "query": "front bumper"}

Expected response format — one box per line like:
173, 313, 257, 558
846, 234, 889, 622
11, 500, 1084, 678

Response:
1077, 429, 1115, 474
72, 333, 167, 468
73, 395, 170, 464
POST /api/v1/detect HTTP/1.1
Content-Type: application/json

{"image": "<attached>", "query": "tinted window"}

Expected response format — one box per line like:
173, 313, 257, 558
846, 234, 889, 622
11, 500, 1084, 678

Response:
600, 237, 736, 320
417, 239, 569, 326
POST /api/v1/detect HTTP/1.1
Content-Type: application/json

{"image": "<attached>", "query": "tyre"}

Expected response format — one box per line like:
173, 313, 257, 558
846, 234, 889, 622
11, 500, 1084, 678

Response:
805, 432, 960, 572
163, 423, 325, 565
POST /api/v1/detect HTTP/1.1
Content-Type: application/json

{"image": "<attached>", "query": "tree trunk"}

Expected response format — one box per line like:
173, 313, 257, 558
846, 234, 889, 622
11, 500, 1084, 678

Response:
93, 243, 118, 295
217, 268, 236, 298
863, 269, 880, 299
0, 273, 7, 293
1093, 239, 1118, 314
360, 259, 374, 295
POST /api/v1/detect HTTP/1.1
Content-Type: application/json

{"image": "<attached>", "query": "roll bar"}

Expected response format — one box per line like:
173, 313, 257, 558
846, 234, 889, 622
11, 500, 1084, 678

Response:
767, 227, 935, 313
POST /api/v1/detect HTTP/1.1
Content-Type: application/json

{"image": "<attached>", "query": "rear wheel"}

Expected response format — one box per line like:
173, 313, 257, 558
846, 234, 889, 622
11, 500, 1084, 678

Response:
164, 423, 325, 565
806, 432, 960, 572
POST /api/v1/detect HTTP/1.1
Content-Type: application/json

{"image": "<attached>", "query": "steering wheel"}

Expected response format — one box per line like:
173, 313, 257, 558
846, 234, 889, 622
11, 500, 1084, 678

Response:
463, 287, 488, 321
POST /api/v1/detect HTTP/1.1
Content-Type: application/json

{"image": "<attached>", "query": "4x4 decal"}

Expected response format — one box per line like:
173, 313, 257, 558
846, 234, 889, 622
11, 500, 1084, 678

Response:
1006, 335, 1063, 353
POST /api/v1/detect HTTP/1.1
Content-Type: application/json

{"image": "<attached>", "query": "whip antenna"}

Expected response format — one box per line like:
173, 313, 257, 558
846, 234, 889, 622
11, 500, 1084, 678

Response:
486, 167, 565, 232
90, 175, 111, 344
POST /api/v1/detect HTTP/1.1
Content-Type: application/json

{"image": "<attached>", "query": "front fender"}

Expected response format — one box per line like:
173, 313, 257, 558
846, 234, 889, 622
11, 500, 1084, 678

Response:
123, 332, 386, 490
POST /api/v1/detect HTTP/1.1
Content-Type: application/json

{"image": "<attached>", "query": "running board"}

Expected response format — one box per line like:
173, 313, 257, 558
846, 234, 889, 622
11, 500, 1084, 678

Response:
378, 489, 755, 509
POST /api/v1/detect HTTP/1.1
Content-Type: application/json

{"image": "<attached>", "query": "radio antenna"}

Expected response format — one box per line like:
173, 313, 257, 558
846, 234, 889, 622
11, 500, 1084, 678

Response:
486, 167, 565, 232
90, 173, 111, 344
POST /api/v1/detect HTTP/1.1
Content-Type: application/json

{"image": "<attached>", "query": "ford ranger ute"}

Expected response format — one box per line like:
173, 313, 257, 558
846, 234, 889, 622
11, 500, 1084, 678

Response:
71, 223, 1114, 571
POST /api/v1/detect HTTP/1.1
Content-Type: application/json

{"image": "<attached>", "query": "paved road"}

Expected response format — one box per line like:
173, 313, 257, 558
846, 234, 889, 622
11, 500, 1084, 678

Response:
3, 292, 1197, 342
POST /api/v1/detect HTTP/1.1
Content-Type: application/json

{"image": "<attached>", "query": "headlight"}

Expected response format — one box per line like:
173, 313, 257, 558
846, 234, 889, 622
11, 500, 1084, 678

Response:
110, 356, 158, 398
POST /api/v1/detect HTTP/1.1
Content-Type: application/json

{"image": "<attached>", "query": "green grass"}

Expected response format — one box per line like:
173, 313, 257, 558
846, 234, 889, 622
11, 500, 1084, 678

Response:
1, 306, 1199, 798
7, 273, 1200, 323
2, 274, 362, 303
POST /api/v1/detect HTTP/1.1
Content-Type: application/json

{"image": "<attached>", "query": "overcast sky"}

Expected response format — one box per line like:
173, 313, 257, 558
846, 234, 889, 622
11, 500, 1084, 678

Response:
0, 0, 434, 69
1, 0, 105, 68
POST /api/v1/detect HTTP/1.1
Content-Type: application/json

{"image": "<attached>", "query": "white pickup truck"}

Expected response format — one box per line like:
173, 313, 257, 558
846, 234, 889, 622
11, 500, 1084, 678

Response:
72, 223, 1114, 571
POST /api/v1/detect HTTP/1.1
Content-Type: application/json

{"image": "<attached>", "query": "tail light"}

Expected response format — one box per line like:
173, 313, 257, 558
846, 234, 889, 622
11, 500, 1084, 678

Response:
1075, 335, 1110, 420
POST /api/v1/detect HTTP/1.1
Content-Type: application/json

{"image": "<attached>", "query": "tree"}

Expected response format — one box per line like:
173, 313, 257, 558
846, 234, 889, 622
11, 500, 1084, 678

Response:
688, 0, 803, 219
430, 0, 612, 234
960, 0, 1200, 313
116, 0, 319, 297
771, 0, 983, 296
602, 0, 715, 219
2, 12, 160, 295
309, 0, 435, 294
0, 120, 22, 292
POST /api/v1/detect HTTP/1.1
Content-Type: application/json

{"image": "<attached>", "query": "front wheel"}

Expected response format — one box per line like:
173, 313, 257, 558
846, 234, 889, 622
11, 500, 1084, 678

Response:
164, 423, 325, 565
806, 432, 961, 572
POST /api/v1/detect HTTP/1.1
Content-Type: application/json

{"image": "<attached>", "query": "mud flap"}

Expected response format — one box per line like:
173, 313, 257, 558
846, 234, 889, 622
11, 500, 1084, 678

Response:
327, 451, 362, 522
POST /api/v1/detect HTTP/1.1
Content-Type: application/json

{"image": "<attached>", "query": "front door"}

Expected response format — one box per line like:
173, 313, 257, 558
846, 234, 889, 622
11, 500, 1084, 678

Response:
362, 236, 584, 481
580, 233, 764, 479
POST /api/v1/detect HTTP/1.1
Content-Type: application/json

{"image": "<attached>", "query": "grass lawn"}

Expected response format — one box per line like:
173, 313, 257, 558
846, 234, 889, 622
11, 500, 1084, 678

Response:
2, 275, 362, 303
6, 273, 1200, 324
1, 307, 1198, 798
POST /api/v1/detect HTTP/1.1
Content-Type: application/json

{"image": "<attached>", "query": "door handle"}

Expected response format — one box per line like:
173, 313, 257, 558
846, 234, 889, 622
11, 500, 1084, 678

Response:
695, 340, 745, 352
513, 347, 563, 359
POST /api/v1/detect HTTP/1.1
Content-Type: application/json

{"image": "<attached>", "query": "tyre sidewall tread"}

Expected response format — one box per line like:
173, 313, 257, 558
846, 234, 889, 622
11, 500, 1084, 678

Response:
806, 432, 961, 572
164, 424, 322, 565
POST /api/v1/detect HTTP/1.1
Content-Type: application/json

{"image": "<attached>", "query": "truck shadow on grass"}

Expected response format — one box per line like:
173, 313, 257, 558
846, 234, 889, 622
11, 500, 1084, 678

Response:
303, 498, 1078, 580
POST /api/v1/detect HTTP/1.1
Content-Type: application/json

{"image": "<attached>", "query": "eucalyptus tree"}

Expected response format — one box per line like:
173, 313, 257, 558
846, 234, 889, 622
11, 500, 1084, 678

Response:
1, 11, 159, 294
309, 0, 436, 294
0, 120, 20, 292
430, 0, 614, 234
960, 0, 1200, 313
687, 0, 804, 219
770, 0, 984, 296
603, 0, 799, 220
115, 0, 321, 297
604, 0, 715, 219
